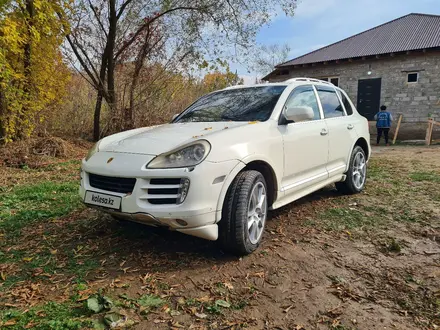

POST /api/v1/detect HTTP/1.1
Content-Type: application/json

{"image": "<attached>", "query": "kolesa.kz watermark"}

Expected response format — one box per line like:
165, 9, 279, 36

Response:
91, 194, 115, 206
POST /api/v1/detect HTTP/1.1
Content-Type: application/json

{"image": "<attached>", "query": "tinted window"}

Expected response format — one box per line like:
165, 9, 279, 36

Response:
337, 90, 353, 115
317, 88, 345, 118
330, 77, 339, 87
175, 86, 286, 123
407, 72, 418, 83
284, 85, 321, 121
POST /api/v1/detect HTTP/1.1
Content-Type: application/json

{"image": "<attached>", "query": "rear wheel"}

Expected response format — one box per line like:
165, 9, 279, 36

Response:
219, 170, 268, 255
335, 146, 367, 194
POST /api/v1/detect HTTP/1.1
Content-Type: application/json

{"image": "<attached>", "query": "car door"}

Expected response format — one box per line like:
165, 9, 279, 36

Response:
315, 86, 357, 177
278, 85, 329, 196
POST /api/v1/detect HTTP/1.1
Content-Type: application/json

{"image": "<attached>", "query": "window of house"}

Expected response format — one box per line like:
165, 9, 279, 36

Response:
330, 77, 340, 87
318, 77, 339, 87
407, 72, 419, 83
284, 85, 321, 121
317, 88, 345, 118
337, 90, 354, 116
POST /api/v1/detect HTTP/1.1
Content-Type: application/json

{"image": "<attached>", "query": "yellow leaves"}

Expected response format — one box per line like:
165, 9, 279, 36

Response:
202, 66, 243, 92
0, 0, 70, 142
0, 271, 6, 281
2, 319, 17, 326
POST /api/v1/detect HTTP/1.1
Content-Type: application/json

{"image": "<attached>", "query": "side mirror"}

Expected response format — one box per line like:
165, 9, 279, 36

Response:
284, 106, 314, 122
172, 113, 179, 121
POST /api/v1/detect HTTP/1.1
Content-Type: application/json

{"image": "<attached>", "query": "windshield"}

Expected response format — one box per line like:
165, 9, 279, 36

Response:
174, 86, 287, 123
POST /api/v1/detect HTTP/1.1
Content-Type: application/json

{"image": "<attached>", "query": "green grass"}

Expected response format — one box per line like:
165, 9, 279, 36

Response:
0, 179, 97, 290
409, 171, 440, 183
394, 210, 418, 223
0, 181, 82, 238
0, 301, 93, 330
368, 162, 392, 180
314, 207, 382, 231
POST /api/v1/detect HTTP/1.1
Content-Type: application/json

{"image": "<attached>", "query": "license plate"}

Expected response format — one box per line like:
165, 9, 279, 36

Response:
84, 191, 121, 210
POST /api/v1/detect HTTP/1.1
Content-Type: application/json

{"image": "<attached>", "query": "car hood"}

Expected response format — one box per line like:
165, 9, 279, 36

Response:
99, 122, 249, 155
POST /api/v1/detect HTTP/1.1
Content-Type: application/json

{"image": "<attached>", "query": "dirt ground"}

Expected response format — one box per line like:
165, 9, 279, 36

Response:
0, 144, 439, 330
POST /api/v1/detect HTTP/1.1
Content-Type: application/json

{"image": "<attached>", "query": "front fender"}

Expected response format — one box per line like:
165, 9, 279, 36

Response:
214, 153, 282, 223
215, 160, 246, 222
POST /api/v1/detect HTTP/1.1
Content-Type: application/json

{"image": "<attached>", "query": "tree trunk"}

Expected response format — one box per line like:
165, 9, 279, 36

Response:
126, 28, 152, 130
93, 47, 109, 141
91, 0, 116, 141
127, 75, 138, 130
18, 0, 34, 139
93, 90, 103, 141
127, 62, 144, 130
107, 0, 117, 111
0, 87, 6, 142
23, 0, 33, 79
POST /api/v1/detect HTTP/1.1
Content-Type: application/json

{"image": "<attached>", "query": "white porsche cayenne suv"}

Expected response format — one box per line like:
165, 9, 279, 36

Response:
80, 78, 370, 255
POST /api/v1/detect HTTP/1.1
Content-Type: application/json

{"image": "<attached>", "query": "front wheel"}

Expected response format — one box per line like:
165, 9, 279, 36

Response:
219, 170, 268, 256
335, 146, 367, 194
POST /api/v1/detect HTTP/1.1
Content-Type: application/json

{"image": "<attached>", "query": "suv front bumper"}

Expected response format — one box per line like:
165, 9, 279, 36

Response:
80, 151, 242, 240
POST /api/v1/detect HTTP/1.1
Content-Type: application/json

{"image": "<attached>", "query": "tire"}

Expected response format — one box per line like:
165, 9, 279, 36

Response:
219, 170, 268, 256
335, 146, 367, 194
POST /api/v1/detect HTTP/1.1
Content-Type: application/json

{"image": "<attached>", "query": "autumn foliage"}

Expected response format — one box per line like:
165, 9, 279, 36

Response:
0, 0, 297, 143
0, 0, 70, 142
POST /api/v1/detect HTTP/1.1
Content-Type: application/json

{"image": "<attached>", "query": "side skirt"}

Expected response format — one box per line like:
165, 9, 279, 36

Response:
271, 174, 344, 210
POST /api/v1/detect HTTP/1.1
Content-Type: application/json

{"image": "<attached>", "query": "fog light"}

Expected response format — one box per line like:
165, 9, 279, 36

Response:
176, 219, 188, 226
177, 178, 190, 204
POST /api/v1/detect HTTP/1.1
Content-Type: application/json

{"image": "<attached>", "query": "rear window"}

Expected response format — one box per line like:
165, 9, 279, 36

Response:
316, 88, 345, 118
337, 90, 354, 116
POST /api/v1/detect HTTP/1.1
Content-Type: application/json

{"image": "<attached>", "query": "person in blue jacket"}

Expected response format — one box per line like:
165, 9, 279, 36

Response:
374, 105, 393, 146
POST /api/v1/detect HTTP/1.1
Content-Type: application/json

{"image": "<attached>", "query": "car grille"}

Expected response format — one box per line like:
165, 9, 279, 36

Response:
140, 178, 188, 205
89, 173, 136, 194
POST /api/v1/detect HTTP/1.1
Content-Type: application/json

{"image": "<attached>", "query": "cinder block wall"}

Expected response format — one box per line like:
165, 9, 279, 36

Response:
269, 51, 440, 139
368, 121, 439, 141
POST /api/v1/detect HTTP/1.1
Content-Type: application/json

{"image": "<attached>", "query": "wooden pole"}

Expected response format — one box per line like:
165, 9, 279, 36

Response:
426, 119, 434, 146
429, 119, 435, 143
392, 114, 403, 145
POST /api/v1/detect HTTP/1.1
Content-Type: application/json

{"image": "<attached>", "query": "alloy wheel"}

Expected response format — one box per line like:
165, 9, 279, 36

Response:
247, 182, 267, 244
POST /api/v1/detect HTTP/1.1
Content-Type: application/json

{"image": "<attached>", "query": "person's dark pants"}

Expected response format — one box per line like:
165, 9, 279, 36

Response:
377, 127, 390, 144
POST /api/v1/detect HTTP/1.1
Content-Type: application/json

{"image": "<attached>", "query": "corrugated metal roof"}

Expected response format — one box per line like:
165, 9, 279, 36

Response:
278, 13, 440, 67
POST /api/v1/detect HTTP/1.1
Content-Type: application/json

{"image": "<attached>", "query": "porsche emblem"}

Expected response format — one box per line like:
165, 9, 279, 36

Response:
107, 157, 114, 164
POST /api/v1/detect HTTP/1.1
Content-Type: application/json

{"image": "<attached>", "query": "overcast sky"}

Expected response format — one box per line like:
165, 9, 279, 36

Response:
235, 0, 440, 83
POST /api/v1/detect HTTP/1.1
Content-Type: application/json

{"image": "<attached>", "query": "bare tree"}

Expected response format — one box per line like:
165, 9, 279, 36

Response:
252, 43, 291, 77
62, 0, 298, 140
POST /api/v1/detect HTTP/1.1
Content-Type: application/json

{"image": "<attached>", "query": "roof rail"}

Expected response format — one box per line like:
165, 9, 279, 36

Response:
284, 77, 334, 86
224, 84, 248, 90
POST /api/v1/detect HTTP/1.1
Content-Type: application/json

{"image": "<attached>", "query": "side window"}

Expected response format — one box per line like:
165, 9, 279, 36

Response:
337, 90, 354, 116
317, 88, 345, 118
284, 85, 321, 121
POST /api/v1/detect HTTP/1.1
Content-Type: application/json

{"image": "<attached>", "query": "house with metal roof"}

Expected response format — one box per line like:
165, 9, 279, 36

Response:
264, 13, 440, 139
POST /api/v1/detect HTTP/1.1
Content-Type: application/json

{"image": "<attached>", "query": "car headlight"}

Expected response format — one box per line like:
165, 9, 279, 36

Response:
147, 140, 211, 169
85, 140, 101, 161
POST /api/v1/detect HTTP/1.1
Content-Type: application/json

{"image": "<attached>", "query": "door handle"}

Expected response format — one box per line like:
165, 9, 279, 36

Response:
320, 129, 328, 136
347, 124, 354, 130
